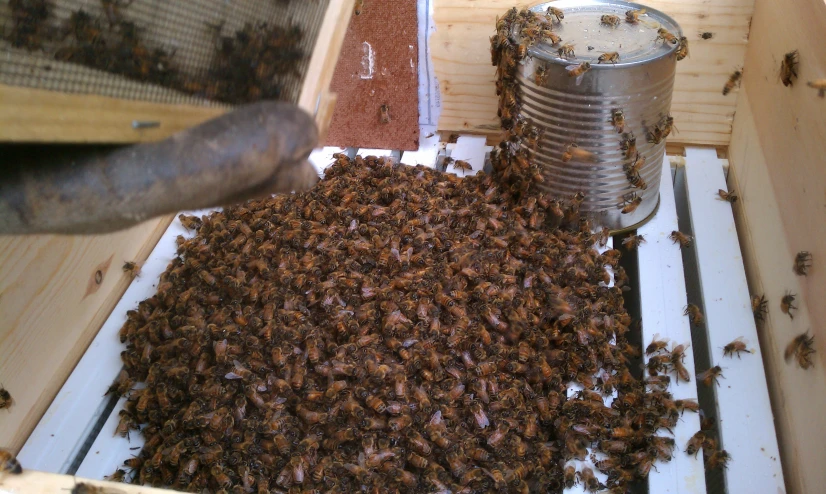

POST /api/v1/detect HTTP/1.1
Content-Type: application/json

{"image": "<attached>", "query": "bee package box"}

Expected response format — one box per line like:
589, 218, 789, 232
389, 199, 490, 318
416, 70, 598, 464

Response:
3, 0, 826, 492
0, 0, 355, 143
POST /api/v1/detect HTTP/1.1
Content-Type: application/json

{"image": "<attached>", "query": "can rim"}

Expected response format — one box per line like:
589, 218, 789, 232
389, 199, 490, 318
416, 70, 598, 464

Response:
526, 0, 682, 68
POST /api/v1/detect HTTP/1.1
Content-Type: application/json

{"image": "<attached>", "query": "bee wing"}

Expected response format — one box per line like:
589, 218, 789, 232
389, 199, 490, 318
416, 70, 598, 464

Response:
565, 64, 580, 73
575, 73, 585, 86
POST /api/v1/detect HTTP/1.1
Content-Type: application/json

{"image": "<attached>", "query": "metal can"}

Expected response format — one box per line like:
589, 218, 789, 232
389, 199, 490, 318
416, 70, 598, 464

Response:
516, 0, 681, 232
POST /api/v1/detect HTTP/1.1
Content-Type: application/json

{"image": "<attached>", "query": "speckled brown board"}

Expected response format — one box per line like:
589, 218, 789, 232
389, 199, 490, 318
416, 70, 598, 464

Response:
325, 0, 419, 151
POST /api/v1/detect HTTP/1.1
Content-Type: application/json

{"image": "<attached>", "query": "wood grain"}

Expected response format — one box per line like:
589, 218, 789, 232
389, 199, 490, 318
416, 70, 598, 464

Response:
431, 0, 754, 145
729, 88, 825, 494
0, 470, 177, 493
0, 215, 172, 453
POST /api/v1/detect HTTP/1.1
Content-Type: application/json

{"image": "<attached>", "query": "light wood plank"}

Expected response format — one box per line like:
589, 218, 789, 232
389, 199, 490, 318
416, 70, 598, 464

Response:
740, 0, 826, 368
728, 89, 825, 494
0, 216, 172, 454
637, 157, 707, 494
0, 470, 177, 493
431, 0, 753, 146
683, 147, 785, 494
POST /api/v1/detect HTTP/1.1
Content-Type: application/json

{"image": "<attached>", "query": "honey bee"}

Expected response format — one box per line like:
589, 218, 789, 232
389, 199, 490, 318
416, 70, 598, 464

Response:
541, 29, 562, 45
546, 6, 564, 23
0, 386, 12, 410
122, 261, 141, 278
625, 8, 647, 23
557, 43, 575, 58
780, 50, 799, 87
563, 464, 577, 488
565, 61, 592, 84
601, 14, 621, 27
785, 331, 816, 369
675, 398, 700, 414
598, 51, 620, 64
453, 160, 473, 172
656, 28, 678, 44
619, 193, 642, 214
780, 292, 797, 319
0, 448, 22, 475
561, 143, 595, 162
684, 303, 704, 325
104, 468, 127, 482
705, 449, 731, 469
793, 251, 812, 276
621, 132, 637, 159
676, 36, 689, 60
659, 114, 676, 138
669, 230, 692, 248
807, 79, 826, 97
534, 63, 549, 86
698, 365, 724, 387
646, 334, 669, 355
611, 108, 625, 133
723, 69, 743, 95
717, 188, 738, 203
626, 169, 647, 190
751, 294, 768, 320
380, 104, 391, 124
685, 430, 706, 456
354, 0, 364, 15
723, 337, 752, 358
622, 234, 646, 250
700, 31, 713, 39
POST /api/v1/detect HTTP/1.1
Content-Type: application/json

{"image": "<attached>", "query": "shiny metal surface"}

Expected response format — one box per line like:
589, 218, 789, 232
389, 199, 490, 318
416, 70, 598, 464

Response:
517, 0, 680, 231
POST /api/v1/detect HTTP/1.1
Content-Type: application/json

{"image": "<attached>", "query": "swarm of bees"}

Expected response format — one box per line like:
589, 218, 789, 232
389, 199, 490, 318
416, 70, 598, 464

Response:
785, 331, 816, 369
645, 335, 691, 383
6, 0, 52, 50
108, 151, 689, 491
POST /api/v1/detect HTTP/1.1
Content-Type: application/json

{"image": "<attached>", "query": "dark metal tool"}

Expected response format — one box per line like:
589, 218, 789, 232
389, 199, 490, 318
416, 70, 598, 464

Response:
0, 101, 320, 234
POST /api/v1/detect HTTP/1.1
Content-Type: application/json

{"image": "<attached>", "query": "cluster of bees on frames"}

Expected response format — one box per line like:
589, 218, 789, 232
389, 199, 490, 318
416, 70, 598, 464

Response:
106, 147, 691, 492
5, 0, 306, 106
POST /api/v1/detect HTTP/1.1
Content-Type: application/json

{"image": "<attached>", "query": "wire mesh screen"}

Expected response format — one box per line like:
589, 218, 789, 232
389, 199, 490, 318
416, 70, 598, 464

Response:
0, 0, 330, 106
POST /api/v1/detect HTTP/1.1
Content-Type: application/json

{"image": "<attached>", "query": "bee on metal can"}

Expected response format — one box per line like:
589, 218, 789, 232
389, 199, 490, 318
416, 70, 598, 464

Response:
723, 337, 752, 358
723, 69, 743, 95
669, 230, 692, 248
566, 61, 592, 84
379, 104, 391, 124
751, 294, 768, 320
122, 261, 141, 278
785, 331, 816, 369
676, 36, 689, 60
0, 448, 22, 475
717, 188, 738, 203
656, 28, 678, 44
625, 8, 647, 24
619, 193, 642, 214
557, 43, 575, 58
622, 234, 646, 250
626, 169, 647, 190
807, 79, 826, 97
542, 29, 562, 46
534, 63, 549, 86
611, 108, 625, 133
354, 0, 364, 15
780, 50, 799, 87
546, 6, 564, 23
684, 303, 704, 325
562, 143, 595, 162
598, 51, 620, 64
621, 132, 637, 159
780, 291, 797, 319
793, 251, 812, 276
601, 14, 621, 27
697, 365, 724, 387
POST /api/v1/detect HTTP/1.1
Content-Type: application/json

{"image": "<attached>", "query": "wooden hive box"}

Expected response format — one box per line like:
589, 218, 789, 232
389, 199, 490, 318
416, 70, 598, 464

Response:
1, 0, 824, 492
